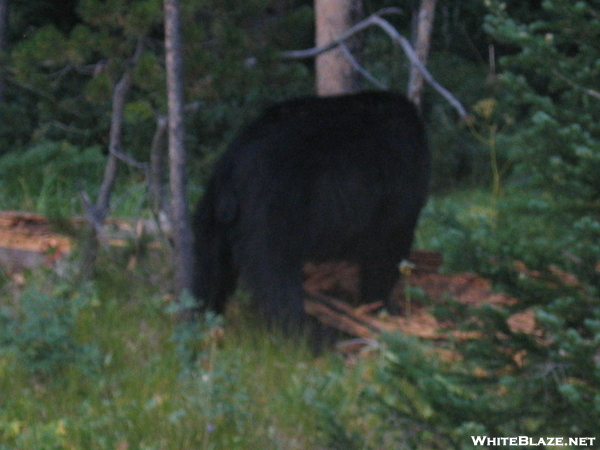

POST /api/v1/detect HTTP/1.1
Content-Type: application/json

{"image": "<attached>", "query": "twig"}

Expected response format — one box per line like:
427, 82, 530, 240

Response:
282, 8, 403, 59
108, 145, 148, 171
50, 121, 92, 136
339, 41, 388, 90
553, 70, 600, 101
77, 186, 103, 234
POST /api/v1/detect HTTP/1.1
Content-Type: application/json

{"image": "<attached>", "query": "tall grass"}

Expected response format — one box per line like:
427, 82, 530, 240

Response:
0, 140, 151, 219
0, 259, 377, 450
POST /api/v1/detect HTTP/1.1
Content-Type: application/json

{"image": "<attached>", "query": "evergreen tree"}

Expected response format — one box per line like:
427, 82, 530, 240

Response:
485, 0, 600, 203
333, 3, 600, 447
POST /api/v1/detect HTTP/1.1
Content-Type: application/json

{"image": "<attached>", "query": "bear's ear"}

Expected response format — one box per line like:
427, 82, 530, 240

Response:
215, 188, 238, 225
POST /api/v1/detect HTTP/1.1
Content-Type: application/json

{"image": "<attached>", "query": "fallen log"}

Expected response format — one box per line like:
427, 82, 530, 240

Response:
305, 291, 406, 338
305, 295, 374, 338
0, 211, 164, 272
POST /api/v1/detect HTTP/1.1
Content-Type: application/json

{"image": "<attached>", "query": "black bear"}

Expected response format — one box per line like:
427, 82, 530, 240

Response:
192, 91, 430, 334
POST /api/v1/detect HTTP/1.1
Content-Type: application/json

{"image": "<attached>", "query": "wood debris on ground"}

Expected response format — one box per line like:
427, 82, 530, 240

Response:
303, 251, 539, 346
0, 211, 72, 270
0, 211, 161, 272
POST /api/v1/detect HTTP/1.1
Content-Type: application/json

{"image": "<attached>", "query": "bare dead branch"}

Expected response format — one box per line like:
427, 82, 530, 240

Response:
48, 63, 75, 79
184, 101, 202, 112
282, 8, 468, 118
489, 44, 496, 77
339, 41, 388, 90
77, 186, 103, 233
282, 8, 403, 60
78, 39, 145, 279
109, 145, 148, 171
49, 121, 92, 136
553, 70, 600, 101
148, 114, 168, 211
148, 101, 201, 217
95, 38, 145, 221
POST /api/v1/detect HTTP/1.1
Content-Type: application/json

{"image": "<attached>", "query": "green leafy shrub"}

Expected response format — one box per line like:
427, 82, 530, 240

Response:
167, 290, 224, 372
0, 286, 100, 378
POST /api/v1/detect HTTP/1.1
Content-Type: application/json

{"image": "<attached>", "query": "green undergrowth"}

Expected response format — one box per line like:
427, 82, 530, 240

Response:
0, 265, 378, 450
1, 186, 599, 449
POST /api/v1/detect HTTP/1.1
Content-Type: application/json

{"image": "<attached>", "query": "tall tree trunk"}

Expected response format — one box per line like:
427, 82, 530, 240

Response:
315, 0, 363, 96
0, 0, 8, 101
408, 0, 437, 110
164, 0, 193, 296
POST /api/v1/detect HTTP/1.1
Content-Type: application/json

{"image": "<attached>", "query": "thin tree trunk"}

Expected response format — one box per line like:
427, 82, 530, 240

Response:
0, 0, 8, 101
408, 0, 437, 110
164, 0, 193, 296
95, 69, 133, 219
96, 40, 144, 219
315, 0, 363, 96
149, 114, 168, 215
79, 41, 143, 279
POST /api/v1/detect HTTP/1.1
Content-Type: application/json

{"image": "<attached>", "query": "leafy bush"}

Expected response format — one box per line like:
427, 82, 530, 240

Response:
0, 285, 100, 378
